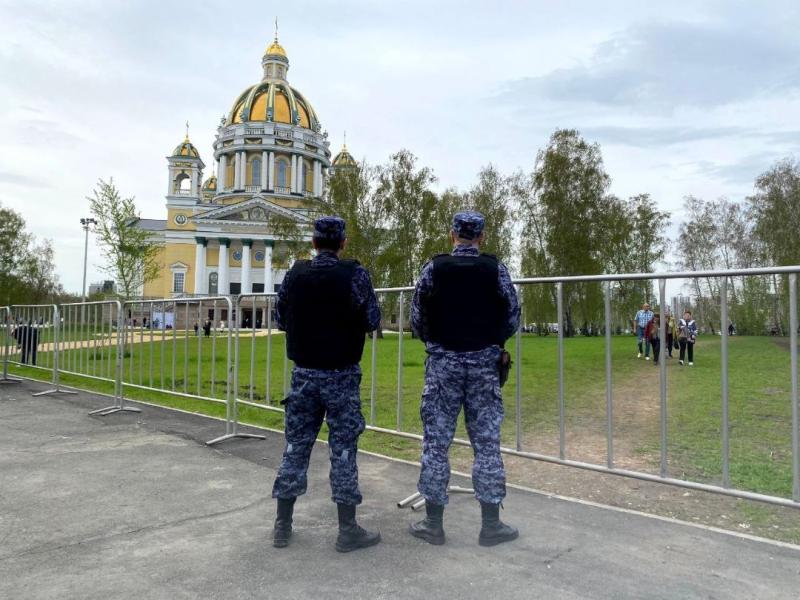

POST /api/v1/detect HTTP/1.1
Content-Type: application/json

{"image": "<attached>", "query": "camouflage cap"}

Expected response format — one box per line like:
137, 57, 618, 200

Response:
313, 216, 346, 241
452, 211, 485, 240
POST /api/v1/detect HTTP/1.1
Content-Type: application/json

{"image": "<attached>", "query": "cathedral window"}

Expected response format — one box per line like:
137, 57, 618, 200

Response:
276, 159, 289, 189
172, 272, 185, 294
208, 272, 218, 295
252, 158, 261, 187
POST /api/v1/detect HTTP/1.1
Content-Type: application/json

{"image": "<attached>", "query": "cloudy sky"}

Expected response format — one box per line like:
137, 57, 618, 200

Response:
1, 0, 799, 293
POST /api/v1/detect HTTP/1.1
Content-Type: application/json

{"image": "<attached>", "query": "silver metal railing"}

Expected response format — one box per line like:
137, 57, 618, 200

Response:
6, 304, 75, 396
117, 296, 259, 445
58, 300, 139, 416
4, 265, 798, 510
1, 306, 21, 384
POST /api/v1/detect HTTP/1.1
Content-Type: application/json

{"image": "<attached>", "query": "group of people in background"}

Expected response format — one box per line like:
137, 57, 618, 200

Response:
634, 303, 698, 366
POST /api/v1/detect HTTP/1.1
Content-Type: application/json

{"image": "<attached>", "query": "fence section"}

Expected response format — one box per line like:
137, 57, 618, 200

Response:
4, 264, 798, 509
6, 303, 75, 396
117, 296, 263, 445
57, 300, 138, 416
1, 306, 21, 384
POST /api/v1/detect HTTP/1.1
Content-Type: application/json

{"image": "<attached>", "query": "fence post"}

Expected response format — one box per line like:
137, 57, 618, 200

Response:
0, 306, 21, 384
720, 276, 730, 488
658, 278, 668, 477
90, 300, 141, 416
31, 305, 77, 397
206, 295, 265, 446
397, 291, 404, 432
604, 281, 614, 469
789, 273, 798, 502
556, 282, 565, 460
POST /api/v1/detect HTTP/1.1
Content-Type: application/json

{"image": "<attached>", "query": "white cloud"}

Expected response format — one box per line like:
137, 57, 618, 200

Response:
1, 0, 799, 292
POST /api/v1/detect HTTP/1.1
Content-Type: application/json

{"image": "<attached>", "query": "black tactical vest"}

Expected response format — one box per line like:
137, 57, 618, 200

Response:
423, 253, 507, 352
284, 259, 367, 369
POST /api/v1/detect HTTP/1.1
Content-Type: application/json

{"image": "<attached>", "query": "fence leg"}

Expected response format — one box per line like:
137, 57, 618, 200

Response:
207, 296, 265, 445
32, 306, 78, 396
91, 301, 141, 416
1, 307, 21, 384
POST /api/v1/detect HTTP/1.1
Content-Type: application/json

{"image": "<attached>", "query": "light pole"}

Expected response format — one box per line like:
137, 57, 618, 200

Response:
80, 217, 97, 302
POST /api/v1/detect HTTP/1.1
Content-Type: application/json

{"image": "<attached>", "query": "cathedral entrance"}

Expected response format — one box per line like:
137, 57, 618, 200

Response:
239, 308, 265, 329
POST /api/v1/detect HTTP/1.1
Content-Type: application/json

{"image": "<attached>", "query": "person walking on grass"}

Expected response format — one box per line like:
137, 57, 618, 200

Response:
678, 310, 698, 366
645, 313, 661, 365
634, 303, 654, 360
271, 216, 382, 553
410, 211, 521, 547
665, 308, 678, 359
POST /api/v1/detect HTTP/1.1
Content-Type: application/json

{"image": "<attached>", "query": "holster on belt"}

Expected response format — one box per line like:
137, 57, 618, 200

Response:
498, 349, 512, 387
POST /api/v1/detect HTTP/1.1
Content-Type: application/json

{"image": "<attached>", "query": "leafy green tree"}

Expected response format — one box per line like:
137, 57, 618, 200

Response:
325, 159, 388, 285
463, 165, 514, 264
522, 129, 611, 335
375, 150, 438, 288
0, 203, 62, 305
89, 179, 162, 298
748, 158, 800, 266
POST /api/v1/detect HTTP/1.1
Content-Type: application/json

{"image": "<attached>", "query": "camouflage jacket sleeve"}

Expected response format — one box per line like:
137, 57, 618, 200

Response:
411, 260, 434, 340
498, 262, 520, 341
352, 265, 381, 332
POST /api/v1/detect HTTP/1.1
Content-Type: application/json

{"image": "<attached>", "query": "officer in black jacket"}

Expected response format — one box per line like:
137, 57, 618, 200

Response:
271, 216, 382, 552
409, 211, 520, 547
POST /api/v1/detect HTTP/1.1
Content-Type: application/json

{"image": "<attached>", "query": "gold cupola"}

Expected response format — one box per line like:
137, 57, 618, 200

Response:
172, 133, 200, 158
229, 33, 321, 131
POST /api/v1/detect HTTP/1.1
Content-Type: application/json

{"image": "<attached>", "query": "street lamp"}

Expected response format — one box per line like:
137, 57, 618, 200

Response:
80, 218, 97, 302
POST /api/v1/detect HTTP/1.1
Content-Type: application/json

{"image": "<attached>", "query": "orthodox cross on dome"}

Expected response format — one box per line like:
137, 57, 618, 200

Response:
343, 130, 347, 149
184, 120, 190, 142
274, 16, 278, 42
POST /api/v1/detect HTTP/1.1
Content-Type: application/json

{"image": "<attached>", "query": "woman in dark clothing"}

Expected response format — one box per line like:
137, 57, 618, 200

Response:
678, 310, 698, 366
645, 313, 661, 365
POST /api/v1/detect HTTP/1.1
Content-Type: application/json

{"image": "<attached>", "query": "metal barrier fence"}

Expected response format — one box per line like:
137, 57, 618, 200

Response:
503, 266, 799, 507
1, 306, 21, 384
4, 264, 798, 510
58, 300, 138, 416
118, 296, 263, 446
5, 303, 75, 396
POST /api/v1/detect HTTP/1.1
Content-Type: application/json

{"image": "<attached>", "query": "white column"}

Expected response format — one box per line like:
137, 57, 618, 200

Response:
261, 151, 268, 190
167, 167, 173, 195
290, 155, 297, 193
194, 239, 206, 294
241, 241, 252, 294
218, 239, 230, 295
297, 158, 304, 193
268, 152, 275, 190
233, 153, 241, 189
313, 161, 321, 196
218, 155, 227, 190
240, 151, 247, 188
191, 169, 199, 196
263, 243, 273, 294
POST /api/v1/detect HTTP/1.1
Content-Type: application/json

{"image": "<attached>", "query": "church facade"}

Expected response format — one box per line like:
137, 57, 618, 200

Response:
134, 35, 352, 298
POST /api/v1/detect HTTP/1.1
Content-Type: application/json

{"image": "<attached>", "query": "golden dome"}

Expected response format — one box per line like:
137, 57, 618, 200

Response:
172, 137, 200, 158
265, 38, 287, 59
229, 81, 320, 130
202, 175, 217, 191
333, 144, 357, 168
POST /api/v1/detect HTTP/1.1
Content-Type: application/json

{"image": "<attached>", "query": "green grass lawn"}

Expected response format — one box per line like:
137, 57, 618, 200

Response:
7, 330, 798, 500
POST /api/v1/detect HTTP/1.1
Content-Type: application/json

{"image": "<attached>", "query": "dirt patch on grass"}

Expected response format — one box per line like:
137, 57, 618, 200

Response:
449, 356, 800, 545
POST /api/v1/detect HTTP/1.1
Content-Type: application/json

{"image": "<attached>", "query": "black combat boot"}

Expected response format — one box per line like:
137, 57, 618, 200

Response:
335, 504, 381, 553
409, 502, 445, 545
273, 497, 296, 548
478, 501, 519, 547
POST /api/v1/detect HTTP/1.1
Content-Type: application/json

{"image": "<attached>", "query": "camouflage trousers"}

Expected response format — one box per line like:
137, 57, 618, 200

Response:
272, 365, 366, 505
417, 347, 506, 505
